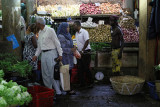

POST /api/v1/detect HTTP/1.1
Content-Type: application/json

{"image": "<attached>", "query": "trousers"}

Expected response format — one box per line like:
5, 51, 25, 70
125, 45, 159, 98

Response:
41, 49, 61, 94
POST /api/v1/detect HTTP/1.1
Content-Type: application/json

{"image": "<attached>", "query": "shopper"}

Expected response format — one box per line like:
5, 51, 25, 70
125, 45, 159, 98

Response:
109, 15, 124, 75
32, 17, 63, 95
57, 22, 76, 94
23, 23, 38, 75
73, 21, 93, 88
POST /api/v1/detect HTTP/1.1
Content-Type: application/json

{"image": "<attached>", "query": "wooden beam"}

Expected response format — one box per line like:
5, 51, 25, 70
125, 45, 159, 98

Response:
139, 0, 148, 79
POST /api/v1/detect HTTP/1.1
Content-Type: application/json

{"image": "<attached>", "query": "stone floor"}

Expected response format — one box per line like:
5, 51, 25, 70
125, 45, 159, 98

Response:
54, 84, 160, 107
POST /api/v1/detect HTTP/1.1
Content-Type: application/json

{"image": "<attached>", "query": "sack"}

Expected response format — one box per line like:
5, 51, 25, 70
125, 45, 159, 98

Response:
54, 62, 60, 80
74, 50, 81, 59
60, 63, 70, 91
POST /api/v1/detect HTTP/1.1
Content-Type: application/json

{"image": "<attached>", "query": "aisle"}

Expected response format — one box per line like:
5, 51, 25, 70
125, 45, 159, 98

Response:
53, 84, 160, 107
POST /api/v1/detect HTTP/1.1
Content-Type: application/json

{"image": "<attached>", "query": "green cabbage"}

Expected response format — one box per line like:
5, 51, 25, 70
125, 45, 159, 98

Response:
0, 97, 8, 107
0, 79, 32, 106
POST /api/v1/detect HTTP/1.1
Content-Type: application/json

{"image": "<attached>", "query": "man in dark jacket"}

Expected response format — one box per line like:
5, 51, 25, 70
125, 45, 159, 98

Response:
148, 0, 160, 39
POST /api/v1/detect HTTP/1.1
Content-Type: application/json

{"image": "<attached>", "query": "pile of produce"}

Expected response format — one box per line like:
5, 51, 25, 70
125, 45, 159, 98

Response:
99, 2, 122, 14
37, 5, 80, 17
85, 25, 111, 42
0, 70, 32, 107
121, 28, 139, 42
119, 16, 139, 43
80, 3, 101, 15
119, 16, 135, 29
37, 2, 122, 16
81, 17, 98, 28
9, 60, 32, 77
0, 53, 32, 78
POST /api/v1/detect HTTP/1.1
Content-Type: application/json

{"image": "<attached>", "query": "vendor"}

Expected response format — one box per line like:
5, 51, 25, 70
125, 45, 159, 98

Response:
110, 15, 124, 76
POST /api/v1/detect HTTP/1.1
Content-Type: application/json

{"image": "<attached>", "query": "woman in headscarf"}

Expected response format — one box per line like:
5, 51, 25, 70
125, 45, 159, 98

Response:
57, 22, 76, 95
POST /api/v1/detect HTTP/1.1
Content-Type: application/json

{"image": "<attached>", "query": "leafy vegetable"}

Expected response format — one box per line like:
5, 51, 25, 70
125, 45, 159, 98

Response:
0, 97, 8, 107
155, 64, 160, 71
0, 79, 32, 106
10, 60, 32, 77
90, 42, 111, 52
0, 70, 4, 78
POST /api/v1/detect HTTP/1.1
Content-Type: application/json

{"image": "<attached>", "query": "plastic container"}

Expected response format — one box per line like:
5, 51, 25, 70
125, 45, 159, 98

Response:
147, 82, 159, 100
27, 85, 54, 107
71, 68, 79, 84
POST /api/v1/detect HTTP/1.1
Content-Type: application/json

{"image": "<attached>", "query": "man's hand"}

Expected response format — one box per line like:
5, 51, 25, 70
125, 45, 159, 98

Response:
58, 56, 62, 61
118, 53, 122, 59
32, 56, 37, 61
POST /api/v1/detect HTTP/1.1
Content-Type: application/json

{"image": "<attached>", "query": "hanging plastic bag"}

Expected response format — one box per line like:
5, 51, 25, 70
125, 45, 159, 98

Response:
74, 50, 81, 59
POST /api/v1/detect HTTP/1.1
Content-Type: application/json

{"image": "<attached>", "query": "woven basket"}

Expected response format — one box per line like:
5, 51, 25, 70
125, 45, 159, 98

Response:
110, 75, 145, 95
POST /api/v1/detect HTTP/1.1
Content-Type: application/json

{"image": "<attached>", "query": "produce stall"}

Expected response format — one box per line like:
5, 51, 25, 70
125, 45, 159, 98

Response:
34, 0, 139, 78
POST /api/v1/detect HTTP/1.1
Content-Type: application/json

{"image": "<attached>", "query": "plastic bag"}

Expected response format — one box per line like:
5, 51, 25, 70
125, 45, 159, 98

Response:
74, 50, 81, 59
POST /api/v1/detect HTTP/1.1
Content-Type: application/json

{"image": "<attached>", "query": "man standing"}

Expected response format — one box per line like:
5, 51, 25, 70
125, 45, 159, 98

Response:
73, 21, 93, 88
32, 17, 63, 95
110, 15, 124, 75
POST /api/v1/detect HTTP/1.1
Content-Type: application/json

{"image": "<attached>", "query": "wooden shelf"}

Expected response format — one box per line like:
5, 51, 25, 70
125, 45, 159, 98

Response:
81, 14, 120, 18
38, 14, 120, 20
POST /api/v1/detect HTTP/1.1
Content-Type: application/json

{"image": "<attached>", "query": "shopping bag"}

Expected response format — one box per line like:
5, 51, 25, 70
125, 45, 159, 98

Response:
54, 62, 60, 80
60, 63, 70, 91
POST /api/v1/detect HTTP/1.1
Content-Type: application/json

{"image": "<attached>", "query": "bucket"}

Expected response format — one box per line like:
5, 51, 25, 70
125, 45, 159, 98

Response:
155, 80, 160, 98
155, 80, 160, 92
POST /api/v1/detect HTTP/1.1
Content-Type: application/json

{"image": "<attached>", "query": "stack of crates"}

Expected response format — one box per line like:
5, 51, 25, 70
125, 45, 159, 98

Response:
27, 85, 54, 107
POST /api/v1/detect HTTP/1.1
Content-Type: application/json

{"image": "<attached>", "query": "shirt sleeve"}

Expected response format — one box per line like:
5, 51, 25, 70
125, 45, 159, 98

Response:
83, 30, 90, 41
35, 40, 41, 57
51, 29, 63, 56
58, 35, 72, 54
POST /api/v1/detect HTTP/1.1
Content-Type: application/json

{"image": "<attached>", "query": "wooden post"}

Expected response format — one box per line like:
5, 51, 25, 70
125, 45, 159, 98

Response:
1, 0, 22, 59
26, 0, 35, 26
139, 0, 155, 80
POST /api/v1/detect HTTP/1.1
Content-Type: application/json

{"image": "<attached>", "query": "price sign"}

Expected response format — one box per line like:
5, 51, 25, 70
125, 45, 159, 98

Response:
95, 3, 100, 6
58, 7, 61, 10
99, 20, 104, 25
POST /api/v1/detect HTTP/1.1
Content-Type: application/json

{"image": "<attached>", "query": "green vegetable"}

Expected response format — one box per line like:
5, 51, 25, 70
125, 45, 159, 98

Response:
0, 53, 18, 73
90, 42, 111, 52
0, 79, 32, 106
155, 64, 160, 71
0, 85, 6, 96
0, 97, 8, 107
20, 85, 27, 92
10, 60, 32, 77
4, 80, 18, 88
0, 70, 4, 78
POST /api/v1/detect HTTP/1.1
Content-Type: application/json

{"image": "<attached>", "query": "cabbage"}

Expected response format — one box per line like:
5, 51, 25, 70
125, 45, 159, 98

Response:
12, 94, 24, 106
5, 80, 18, 88
0, 79, 32, 106
0, 80, 7, 85
19, 85, 27, 92
21, 92, 32, 105
0, 97, 8, 107
0, 85, 6, 96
